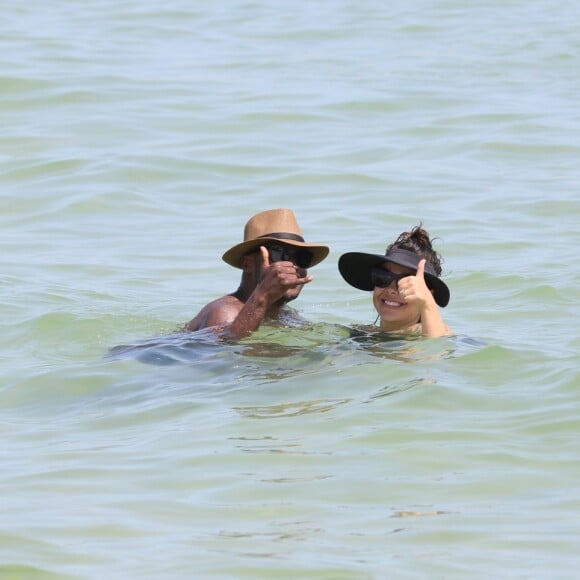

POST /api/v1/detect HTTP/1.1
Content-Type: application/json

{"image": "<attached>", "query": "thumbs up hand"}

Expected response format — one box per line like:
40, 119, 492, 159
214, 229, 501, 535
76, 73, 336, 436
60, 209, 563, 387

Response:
397, 259, 434, 308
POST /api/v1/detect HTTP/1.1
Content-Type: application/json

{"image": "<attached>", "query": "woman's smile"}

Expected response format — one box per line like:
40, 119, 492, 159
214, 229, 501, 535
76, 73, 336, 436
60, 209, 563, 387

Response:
379, 295, 405, 308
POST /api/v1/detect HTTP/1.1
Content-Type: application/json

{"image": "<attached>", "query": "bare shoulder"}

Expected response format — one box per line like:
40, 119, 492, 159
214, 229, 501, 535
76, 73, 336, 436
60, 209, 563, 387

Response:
185, 294, 243, 331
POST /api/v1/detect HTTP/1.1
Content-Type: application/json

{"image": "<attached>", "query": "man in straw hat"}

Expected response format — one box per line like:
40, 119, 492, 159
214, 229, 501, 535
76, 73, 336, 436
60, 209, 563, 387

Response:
185, 209, 329, 339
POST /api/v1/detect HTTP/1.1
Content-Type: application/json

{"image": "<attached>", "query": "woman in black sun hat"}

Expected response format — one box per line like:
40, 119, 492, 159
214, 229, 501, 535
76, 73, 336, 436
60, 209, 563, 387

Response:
338, 224, 453, 338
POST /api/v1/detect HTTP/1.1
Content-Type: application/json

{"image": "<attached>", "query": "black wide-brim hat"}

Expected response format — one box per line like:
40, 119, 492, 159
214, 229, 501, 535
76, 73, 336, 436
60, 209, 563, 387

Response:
338, 247, 450, 307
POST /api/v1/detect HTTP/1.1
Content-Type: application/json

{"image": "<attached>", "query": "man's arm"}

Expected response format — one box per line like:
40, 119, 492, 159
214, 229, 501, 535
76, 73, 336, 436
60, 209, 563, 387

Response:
186, 247, 312, 340
225, 247, 312, 339
185, 296, 242, 332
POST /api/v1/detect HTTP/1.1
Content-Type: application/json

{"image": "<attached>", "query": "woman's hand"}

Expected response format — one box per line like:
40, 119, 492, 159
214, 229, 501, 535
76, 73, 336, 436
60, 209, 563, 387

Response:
397, 259, 452, 337
397, 259, 434, 309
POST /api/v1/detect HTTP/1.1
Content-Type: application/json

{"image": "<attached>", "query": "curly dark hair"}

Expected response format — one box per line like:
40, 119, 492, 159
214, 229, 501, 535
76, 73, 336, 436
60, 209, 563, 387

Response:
386, 224, 443, 275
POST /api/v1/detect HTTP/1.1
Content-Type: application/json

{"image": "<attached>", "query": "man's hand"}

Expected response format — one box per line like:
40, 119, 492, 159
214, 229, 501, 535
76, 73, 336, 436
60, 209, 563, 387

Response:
258, 246, 313, 303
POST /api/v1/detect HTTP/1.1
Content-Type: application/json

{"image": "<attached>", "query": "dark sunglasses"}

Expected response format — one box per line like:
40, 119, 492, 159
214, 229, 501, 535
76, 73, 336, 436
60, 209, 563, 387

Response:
370, 267, 410, 288
267, 244, 314, 269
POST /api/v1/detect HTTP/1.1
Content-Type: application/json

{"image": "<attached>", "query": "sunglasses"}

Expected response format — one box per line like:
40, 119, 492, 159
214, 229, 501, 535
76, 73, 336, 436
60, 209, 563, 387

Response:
370, 267, 410, 288
267, 244, 314, 269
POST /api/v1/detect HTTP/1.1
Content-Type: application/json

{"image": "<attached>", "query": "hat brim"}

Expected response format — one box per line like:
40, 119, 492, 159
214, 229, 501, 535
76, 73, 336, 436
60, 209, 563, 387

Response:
338, 251, 450, 307
223, 238, 329, 269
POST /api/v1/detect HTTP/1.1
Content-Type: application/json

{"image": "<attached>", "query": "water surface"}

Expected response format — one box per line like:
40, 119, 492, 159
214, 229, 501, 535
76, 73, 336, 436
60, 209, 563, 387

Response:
1, 1, 579, 578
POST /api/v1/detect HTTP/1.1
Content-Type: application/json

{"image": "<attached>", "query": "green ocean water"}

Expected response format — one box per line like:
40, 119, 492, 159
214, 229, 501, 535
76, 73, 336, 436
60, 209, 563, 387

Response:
1, 1, 579, 578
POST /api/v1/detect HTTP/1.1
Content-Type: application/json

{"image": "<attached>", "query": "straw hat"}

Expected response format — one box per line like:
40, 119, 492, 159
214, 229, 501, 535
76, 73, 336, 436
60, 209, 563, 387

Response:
338, 247, 450, 307
222, 208, 329, 268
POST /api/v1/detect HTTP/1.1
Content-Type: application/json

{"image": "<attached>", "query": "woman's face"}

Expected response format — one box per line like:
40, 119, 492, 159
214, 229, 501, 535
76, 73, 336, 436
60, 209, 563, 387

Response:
372, 262, 420, 331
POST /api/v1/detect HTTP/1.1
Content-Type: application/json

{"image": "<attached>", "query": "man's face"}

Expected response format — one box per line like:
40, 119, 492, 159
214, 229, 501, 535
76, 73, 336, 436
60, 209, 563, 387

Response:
244, 248, 308, 304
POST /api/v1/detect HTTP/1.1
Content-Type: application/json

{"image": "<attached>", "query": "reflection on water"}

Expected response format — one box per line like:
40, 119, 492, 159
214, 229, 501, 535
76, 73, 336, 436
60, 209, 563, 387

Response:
391, 510, 451, 518
347, 326, 475, 362
229, 435, 305, 455
102, 324, 482, 427
104, 325, 483, 405
236, 343, 308, 358
365, 377, 437, 402
233, 397, 351, 419
108, 323, 479, 367
106, 329, 224, 365
217, 524, 324, 541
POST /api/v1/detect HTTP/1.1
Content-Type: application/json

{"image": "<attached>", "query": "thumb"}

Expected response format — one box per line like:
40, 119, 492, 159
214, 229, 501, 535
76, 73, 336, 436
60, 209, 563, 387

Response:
416, 259, 426, 280
260, 245, 270, 268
